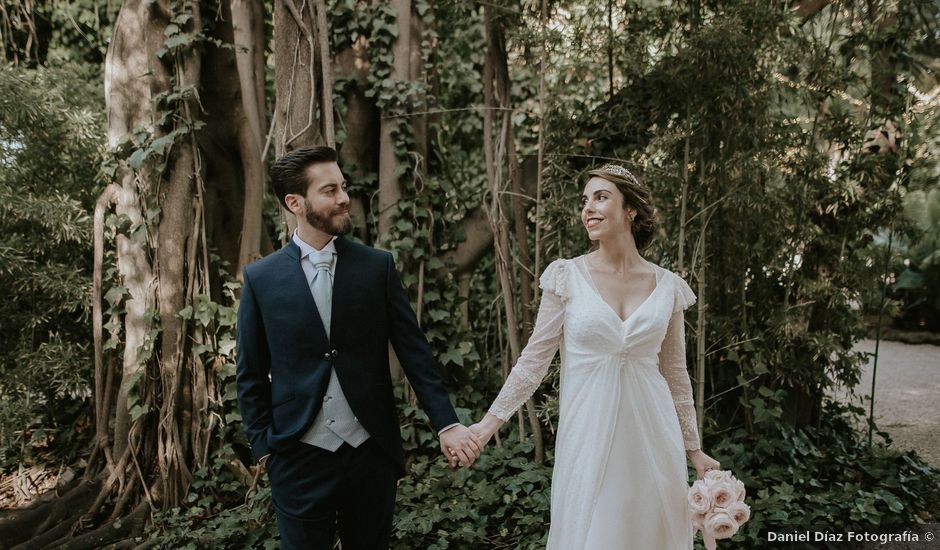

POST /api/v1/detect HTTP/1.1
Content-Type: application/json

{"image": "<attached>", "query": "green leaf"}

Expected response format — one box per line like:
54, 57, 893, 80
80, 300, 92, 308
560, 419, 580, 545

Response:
164, 33, 194, 50
128, 148, 147, 170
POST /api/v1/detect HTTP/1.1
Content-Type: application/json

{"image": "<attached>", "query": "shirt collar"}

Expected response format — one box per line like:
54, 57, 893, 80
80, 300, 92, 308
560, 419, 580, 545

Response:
292, 230, 337, 259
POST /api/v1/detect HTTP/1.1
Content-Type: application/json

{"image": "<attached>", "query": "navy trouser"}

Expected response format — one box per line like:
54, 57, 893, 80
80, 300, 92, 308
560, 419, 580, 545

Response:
267, 439, 398, 550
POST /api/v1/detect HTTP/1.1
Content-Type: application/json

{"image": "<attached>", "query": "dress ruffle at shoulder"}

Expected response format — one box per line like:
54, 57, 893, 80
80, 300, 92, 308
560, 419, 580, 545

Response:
539, 258, 570, 300
672, 272, 697, 313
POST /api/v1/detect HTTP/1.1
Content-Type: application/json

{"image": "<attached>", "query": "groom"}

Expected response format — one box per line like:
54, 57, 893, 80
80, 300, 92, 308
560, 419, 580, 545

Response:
235, 146, 483, 549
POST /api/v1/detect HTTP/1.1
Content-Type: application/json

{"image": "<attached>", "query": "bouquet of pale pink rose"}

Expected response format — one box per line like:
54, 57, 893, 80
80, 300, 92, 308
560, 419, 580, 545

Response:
687, 470, 750, 549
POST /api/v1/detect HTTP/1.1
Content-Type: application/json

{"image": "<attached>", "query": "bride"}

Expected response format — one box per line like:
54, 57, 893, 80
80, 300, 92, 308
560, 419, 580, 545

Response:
470, 164, 720, 549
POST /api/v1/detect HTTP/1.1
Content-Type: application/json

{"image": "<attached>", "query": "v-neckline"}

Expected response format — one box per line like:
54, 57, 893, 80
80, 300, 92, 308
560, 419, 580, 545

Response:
574, 255, 663, 325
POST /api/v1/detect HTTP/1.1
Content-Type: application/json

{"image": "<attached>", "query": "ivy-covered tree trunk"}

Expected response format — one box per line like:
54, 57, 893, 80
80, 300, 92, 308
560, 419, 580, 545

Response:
105, 0, 205, 520
1, 0, 268, 546
334, 15, 379, 241
377, 0, 410, 248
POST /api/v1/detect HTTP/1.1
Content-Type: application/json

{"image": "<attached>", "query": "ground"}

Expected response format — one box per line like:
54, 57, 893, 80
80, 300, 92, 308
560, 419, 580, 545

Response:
833, 338, 940, 467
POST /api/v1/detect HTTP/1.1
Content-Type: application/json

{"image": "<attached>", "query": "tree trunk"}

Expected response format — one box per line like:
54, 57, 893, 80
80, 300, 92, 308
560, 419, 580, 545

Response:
105, 0, 157, 465
483, 4, 544, 462
314, 0, 335, 146
274, 0, 321, 155
6, 0, 271, 544
695, 194, 707, 437
377, 0, 411, 249
231, 0, 267, 273
334, 10, 379, 243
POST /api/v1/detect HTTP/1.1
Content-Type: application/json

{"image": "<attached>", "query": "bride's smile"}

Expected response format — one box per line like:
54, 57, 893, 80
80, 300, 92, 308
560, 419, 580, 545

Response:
580, 176, 636, 241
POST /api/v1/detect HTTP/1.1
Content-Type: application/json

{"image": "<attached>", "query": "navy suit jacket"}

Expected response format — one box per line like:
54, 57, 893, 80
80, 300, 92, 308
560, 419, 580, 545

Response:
235, 236, 459, 477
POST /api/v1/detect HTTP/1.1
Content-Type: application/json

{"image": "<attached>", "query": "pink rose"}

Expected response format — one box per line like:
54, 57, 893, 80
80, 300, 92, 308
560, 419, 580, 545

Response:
688, 480, 713, 514
704, 509, 739, 540
733, 478, 746, 502
709, 480, 736, 508
704, 469, 732, 484
727, 501, 751, 526
692, 512, 707, 530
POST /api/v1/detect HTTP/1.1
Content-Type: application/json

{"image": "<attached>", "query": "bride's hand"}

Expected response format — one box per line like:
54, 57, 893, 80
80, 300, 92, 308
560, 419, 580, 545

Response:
688, 449, 720, 479
469, 413, 503, 448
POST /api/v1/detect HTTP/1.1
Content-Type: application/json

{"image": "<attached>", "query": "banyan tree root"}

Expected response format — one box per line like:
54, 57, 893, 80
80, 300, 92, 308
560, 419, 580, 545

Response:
0, 459, 151, 550
0, 479, 99, 550
44, 501, 149, 550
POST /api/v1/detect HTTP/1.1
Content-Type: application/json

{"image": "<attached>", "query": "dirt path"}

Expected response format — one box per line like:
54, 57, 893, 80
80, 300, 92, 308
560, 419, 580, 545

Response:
832, 339, 940, 467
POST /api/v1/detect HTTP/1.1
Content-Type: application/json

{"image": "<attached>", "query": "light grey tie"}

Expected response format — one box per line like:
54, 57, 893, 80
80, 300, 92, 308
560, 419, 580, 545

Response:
309, 250, 334, 338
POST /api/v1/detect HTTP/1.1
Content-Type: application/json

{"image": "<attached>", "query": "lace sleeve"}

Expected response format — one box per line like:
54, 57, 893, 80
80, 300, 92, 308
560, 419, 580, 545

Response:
658, 308, 701, 451
487, 261, 567, 421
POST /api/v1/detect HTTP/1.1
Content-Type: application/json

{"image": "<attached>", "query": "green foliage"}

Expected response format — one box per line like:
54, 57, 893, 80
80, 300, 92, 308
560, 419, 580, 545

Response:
3, 1, 939, 548
149, 444, 279, 549
143, 273, 258, 545
327, 0, 488, 378
386, 387, 551, 549
394, 438, 551, 550
535, 0, 939, 433
1, 0, 120, 67
891, 185, 940, 328
709, 400, 940, 546
0, 64, 103, 468
391, 397, 940, 549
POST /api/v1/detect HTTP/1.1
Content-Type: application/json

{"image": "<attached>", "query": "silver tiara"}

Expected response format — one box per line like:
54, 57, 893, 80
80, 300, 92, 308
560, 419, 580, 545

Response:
598, 164, 640, 187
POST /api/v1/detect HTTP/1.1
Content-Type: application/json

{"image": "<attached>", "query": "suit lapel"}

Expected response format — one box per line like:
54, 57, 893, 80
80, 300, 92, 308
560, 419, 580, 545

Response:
281, 240, 331, 348
330, 236, 355, 343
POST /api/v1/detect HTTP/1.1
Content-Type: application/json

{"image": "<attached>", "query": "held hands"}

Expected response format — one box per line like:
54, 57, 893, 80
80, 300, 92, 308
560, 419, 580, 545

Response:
440, 424, 485, 468
439, 414, 505, 469
468, 413, 504, 450
688, 449, 721, 479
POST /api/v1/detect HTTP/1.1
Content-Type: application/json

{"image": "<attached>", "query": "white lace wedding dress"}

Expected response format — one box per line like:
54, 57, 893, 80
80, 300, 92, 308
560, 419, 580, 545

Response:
489, 255, 700, 549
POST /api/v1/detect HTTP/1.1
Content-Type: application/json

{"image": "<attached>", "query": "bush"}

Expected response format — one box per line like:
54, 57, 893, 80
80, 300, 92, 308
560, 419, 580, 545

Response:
0, 64, 103, 469
709, 400, 940, 547
393, 438, 552, 550
149, 444, 279, 549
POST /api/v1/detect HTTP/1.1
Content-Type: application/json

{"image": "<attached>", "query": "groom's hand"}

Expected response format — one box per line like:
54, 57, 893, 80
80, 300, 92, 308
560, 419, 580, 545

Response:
439, 424, 484, 468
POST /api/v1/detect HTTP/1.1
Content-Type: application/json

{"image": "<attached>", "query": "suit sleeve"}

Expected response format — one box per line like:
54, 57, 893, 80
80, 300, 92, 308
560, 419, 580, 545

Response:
385, 253, 460, 432
235, 269, 273, 462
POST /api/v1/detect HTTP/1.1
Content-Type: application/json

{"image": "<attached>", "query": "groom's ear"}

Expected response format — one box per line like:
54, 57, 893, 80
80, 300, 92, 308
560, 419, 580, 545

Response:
284, 193, 303, 216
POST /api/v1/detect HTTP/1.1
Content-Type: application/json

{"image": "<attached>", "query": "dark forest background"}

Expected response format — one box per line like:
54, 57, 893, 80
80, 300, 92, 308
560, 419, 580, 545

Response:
1, 0, 938, 548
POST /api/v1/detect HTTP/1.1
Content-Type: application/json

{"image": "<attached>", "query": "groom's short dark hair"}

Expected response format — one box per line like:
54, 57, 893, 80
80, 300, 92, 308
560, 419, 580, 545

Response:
270, 146, 339, 208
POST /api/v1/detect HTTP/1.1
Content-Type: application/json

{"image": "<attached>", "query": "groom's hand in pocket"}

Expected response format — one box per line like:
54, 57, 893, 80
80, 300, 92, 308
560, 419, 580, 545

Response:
439, 424, 484, 468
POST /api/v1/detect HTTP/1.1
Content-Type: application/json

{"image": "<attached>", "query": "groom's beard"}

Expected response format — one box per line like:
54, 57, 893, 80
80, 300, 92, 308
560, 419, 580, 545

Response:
304, 198, 352, 236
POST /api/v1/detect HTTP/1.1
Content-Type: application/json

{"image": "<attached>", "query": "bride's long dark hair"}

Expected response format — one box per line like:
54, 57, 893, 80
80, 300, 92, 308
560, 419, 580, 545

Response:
586, 165, 659, 252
